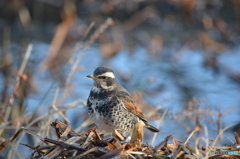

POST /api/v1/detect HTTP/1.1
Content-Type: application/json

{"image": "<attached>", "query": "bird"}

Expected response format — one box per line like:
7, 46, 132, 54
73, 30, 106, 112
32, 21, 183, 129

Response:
86, 66, 159, 133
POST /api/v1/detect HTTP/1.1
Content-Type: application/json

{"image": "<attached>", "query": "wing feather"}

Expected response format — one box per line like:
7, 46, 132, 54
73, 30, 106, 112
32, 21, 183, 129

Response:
115, 91, 147, 122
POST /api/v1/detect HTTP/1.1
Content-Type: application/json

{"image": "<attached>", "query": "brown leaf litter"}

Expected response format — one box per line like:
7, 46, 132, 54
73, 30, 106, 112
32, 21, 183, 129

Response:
0, 120, 240, 159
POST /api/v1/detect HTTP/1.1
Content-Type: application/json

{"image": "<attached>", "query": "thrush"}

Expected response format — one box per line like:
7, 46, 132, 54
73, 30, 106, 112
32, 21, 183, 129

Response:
87, 66, 159, 133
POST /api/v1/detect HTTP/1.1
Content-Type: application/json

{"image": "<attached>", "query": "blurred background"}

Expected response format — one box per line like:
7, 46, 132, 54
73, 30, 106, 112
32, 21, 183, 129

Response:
0, 0, 240, 157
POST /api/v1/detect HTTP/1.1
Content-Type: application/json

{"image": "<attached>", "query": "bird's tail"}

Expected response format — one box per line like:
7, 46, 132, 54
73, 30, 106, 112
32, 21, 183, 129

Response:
145, 123, 159, 132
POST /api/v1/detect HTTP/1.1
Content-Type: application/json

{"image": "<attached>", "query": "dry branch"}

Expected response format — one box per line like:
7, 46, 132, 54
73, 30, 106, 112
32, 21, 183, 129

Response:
1, 120, 240, 158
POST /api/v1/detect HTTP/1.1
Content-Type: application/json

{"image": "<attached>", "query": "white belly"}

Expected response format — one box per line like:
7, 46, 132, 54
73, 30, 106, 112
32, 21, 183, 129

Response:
91, 113, 114, 132
89, 97, 114, 132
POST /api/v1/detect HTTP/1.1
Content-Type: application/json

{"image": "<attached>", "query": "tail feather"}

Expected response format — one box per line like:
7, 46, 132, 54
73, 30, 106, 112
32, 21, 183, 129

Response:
145, 123, 159, 132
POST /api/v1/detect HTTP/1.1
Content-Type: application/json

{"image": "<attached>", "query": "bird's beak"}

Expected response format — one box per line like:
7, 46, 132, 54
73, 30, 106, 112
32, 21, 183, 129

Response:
87, 75, 98, 79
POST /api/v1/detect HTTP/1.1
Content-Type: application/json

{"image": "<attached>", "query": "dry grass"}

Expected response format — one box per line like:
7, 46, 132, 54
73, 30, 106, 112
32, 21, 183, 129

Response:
0, 120, 239, 159
0, 1, 240, 158
0, 14, 114, 158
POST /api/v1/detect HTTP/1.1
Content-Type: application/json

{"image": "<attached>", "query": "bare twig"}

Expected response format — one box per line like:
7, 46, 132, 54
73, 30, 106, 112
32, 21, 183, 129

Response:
211, 123, 237, 146
183, 129, 196, 146
151, 106, 168, 146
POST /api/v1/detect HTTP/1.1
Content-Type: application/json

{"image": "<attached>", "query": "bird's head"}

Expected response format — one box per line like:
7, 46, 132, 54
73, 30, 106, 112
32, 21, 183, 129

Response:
87, 66, 117, 90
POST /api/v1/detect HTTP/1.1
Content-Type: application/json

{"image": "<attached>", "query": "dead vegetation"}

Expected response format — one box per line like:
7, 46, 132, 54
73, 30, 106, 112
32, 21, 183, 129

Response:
0, 120, 239, 159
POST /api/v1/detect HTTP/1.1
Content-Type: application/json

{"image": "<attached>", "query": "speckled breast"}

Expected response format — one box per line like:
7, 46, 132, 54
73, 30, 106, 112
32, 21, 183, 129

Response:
87, 90, 139, 132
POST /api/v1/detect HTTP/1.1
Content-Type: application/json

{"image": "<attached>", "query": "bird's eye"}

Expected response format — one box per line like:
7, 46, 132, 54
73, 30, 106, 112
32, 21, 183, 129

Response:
99, 76, 107, 79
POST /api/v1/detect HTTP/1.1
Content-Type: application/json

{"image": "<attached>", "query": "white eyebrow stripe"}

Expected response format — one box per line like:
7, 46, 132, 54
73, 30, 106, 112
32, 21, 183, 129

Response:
100, 72, 115, 78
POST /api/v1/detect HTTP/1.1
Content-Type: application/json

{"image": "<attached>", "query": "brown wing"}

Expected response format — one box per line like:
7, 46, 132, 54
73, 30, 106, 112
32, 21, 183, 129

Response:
116, 92, 147, 122
116, 91, 160, 132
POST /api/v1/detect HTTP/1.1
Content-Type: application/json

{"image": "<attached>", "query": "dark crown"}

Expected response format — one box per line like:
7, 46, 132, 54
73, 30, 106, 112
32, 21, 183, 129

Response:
93, 66, 114, 76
